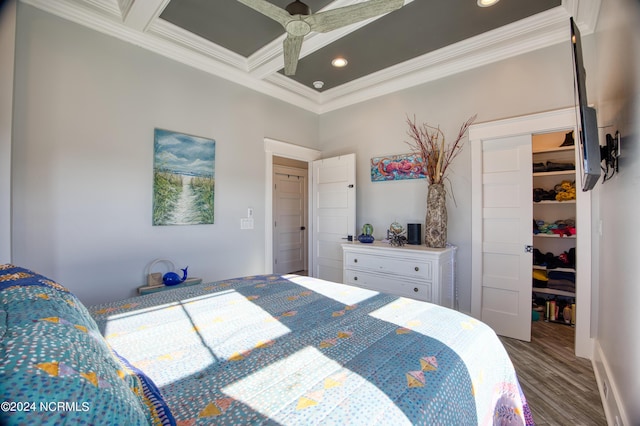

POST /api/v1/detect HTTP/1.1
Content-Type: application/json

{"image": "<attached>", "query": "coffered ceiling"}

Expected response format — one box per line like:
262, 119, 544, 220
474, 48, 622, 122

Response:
21, 0, 600, 113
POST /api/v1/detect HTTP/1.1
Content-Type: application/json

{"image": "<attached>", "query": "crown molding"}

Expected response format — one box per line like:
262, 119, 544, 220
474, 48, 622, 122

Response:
116, 0, 133, 19
80, 0, 121, 17
22, 0, 120, 22
264, 72, 321, 102
562, 0, 601, 33
149, 19, 248, 70
122, 0, 169, 31
21, 0, 321, 112
20, 0, 599, 115
316, 5, 574, 113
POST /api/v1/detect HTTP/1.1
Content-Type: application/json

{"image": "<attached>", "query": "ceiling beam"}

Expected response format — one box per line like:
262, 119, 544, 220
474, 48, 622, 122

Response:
120, 0, 170, 32
21, 0, 600, 114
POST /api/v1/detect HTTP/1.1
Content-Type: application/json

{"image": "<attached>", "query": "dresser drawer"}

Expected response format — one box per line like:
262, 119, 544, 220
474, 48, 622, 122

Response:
344, 251, 432, 280
344, 270, 432, 302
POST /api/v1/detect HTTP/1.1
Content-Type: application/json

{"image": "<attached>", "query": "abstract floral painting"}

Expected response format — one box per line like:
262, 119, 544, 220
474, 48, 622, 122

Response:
153, 129, 216, 226
371, 153, 425, 182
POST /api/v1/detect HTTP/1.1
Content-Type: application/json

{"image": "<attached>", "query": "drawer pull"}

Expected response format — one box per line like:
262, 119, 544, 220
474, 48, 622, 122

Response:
414, 266, 419, 271
414, 287, 419, 292
354, 276, 358, 281
354, 258, 358, 263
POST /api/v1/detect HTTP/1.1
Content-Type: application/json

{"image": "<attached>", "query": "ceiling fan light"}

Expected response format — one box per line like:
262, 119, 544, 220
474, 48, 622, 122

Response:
331, 57, 348, 68
477, 0, 499, 7
285, 0, 311, 15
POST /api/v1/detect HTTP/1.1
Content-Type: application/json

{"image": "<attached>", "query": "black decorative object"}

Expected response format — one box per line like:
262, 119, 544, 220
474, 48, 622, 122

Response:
560, 131, 575, 146
407, 223, 421, 245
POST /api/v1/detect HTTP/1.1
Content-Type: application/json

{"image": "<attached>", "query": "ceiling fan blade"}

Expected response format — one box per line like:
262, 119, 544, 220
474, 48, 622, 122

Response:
307, 0, 404, 33
236, 0, 291, 28
283, 35, 304, 75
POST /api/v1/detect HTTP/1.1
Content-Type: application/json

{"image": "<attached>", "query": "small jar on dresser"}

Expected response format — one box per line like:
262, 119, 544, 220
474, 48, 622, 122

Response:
342, 241, 456, 308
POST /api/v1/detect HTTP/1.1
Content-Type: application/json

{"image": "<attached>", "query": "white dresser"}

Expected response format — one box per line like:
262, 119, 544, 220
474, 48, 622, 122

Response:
342, 242, 456, 308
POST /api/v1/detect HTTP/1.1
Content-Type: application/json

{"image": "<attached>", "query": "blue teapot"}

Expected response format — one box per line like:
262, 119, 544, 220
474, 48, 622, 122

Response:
163, 266, 188, 286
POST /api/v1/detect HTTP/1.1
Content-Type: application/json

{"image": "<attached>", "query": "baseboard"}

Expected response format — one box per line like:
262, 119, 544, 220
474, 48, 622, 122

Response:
592, 341, 629, 426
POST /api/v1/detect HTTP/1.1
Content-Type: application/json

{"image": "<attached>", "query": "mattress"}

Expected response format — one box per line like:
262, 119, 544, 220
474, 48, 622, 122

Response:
89, 274, 533, 425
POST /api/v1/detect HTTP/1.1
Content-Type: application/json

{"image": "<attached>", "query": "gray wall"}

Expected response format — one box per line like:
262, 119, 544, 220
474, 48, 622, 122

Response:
318, 42, 578, 313
592, 0, 640, 423
11, 4, 319, 305
0, 0, 16, 264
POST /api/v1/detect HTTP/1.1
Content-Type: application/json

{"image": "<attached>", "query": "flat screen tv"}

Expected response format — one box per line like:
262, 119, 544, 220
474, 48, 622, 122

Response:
570, 17, 600, 191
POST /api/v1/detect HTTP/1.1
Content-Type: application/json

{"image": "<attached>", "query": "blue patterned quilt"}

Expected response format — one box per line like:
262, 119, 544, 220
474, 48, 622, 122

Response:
0, 265, 174, 425
88, 274, 533, 425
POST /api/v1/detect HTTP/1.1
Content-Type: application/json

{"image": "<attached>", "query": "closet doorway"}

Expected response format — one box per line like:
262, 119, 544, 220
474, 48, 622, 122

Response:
273, 156, 308, 275
470, 107, 593, 359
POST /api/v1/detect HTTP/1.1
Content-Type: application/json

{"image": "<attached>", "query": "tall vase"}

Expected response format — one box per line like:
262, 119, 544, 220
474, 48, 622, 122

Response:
425, 183, 447, 248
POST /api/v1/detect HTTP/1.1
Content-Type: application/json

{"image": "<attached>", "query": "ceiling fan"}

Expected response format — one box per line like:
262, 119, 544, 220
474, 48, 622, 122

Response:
237, 0, 405, 75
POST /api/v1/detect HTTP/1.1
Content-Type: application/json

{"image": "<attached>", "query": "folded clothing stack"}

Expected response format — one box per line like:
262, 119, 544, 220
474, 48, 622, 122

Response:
532, 187, 557, 202
547, 270, 576, 293
554, 180, 576, 201
533, 248, 576, 269
532, 161, 575, 173
532, 269, 548, 288
533, 180, 576, 202
532, 248, 576, 292
533, 219, 576, 237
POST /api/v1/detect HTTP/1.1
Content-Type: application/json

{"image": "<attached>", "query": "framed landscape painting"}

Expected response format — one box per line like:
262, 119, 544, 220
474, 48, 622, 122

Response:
153, 129, 216, 226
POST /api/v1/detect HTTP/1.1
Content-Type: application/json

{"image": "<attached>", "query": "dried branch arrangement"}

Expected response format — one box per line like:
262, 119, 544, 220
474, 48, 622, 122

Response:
405, 114, 477, 185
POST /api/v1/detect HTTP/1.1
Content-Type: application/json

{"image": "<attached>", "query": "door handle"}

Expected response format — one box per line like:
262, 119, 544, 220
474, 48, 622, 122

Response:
341, 235, 353, 241
300, 226, 306, 230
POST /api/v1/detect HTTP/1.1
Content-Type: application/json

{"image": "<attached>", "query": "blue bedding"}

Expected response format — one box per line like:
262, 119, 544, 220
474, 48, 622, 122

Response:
88, 273, 533, 425
0, 265, 173, 425
0, 264, 532, 425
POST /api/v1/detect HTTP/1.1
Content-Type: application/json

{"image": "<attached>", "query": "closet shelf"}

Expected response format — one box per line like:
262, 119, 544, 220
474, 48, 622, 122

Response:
533, 200, 576, 204
533, 233, 576, 239
532, 146, 576, 154
532, 265, 576, 273
533, 170, 576, 177
532, 287, 576, 298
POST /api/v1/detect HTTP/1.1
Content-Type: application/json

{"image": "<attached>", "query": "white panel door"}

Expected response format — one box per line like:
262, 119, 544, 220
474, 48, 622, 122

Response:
475, 135, 532, 341
312, 154, 356, 283
273, 169, 307, 274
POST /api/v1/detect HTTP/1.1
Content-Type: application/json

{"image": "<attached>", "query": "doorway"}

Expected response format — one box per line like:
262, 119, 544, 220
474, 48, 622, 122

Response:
273, 157, 308, 274
263, 139, 356, 282
470, 107, 593, 359
263, 138, 321, 276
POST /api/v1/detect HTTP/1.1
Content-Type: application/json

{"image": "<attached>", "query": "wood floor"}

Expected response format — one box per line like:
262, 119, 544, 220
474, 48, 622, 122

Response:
500, 320, 607, 425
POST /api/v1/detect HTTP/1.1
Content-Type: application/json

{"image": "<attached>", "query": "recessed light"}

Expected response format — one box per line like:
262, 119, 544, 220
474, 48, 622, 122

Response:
331, 57, 348, 68
477, 0, 499, 7
312, 81, 324, 89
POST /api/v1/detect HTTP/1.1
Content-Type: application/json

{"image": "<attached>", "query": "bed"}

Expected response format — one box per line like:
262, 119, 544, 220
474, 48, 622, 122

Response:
1, 264, 533, 425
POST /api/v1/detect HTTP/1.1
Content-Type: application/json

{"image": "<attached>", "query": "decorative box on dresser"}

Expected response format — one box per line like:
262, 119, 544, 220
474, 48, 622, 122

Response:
341, 242, 456, 309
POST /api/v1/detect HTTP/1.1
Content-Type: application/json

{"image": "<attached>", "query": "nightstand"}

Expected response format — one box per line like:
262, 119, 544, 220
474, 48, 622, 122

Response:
137, 277, 202, 295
